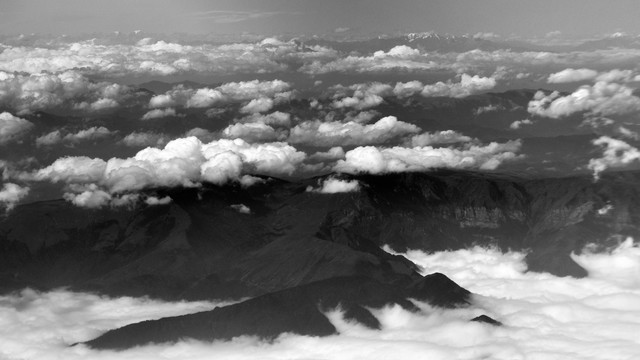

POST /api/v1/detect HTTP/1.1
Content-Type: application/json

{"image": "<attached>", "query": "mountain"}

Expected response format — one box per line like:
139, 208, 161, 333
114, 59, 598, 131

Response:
305, 32, 535, 54
2, 170, 640, 348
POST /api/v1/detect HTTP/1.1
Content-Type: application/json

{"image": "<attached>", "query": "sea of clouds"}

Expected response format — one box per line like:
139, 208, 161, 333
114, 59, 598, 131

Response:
1, 238, 639, 360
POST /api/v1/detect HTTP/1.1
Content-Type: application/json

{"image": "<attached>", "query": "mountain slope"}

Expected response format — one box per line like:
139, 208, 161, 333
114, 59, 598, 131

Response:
2, 170, 640, 348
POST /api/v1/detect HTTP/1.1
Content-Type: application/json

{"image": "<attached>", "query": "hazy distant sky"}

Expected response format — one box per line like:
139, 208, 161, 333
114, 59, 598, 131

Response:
0, 0, 638, 37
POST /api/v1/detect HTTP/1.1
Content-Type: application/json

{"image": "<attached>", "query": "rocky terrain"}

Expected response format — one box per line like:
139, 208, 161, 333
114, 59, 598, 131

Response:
1, 170, 639, 348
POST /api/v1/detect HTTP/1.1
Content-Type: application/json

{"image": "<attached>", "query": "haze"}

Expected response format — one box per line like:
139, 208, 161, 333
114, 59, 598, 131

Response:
1, 0, 638, 38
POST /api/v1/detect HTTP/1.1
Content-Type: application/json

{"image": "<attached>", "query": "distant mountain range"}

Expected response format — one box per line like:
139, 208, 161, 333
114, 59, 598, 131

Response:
305, 32, 640, 54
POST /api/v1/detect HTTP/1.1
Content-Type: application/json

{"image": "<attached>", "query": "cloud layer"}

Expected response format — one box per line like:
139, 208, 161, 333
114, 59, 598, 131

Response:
335, 140, 522, 174
2, 240, 640, 359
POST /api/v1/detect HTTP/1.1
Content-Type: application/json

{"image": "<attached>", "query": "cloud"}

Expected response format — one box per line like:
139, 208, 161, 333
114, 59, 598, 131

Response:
141, 108, 179, 120
2, 241, 640, 359
328, 76, 496, 110
183, 128, 218, 143
145, 196, 172, 206
0, 182, 29, 210
307, 178, 361, 194
222, 122, 282, 143
392, 81, 425, 99
330, 83, 392, 110
5, 36, 640, 86
148, 80, 293, 110
236, 112, 292, 128
35, 127, 115, 147
377, 45, 421, 58
0, 71, 134, 114
240, 97, 274, 114
509, 119, 533, 129
32, 137, 306, 201
301, 45, 440, 75
588, 136, 640, 180
33, 156, 108, 184
308, 147, 345, 162
595, 69, 638, 83
62, 189, 169, 209
407, 131, 473, 147
334, 140, 522, 174
419, 74, 496, 98
0, 112, 33, 145
391, 75, 497, 99
120, 132, 170, 148
547, 68, 599, 83
571, 237, 640, 287
289, 116, 420, 147
0, 289, 228, 360
528, 82, 640, 118
548, 68, 638, 84
230, 203, 251, 214
0, 38, 336, 77
63, 186, 117, 209
474, 104, 506, 115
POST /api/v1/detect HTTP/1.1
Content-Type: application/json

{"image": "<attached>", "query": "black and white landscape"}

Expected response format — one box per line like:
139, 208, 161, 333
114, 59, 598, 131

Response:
1, 1, 640, 359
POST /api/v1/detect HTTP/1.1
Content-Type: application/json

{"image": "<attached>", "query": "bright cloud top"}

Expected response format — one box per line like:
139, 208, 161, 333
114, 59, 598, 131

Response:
0, 71, 135, 114
335, 140, 522, 174
0, 182, 30, 210
588, 136, 640, 180
0, 112, 34, 145
528, 82, 640, 118
289, 116, 420, 147
148, 80, 293, 110
306, 178, 361, 194
32, 137, 306, 207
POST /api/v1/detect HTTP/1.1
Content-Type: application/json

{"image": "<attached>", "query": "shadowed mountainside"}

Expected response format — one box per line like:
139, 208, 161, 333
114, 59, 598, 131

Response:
2, 170, 639, 348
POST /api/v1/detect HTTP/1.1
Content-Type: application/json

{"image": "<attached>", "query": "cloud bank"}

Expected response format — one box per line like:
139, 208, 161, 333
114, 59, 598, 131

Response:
0, 112, 34, 145
2, 240, 640, 359
335, 140, 522, 174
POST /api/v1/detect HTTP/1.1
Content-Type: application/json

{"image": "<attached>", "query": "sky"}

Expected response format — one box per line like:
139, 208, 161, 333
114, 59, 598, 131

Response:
0, 0, 639, 37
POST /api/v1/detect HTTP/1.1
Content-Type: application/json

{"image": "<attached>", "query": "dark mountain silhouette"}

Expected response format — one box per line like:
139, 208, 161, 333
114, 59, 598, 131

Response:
2, 170, 640, 348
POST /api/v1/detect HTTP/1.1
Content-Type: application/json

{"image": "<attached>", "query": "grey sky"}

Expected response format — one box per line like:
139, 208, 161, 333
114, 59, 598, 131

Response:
0, 0, 638, 37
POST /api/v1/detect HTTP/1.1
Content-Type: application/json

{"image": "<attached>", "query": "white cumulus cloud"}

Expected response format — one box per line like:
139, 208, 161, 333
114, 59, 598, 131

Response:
528, 82, 640, 118
289, 116, 420, 147
33, 137, 307, 203
588, 136, 640, 180
307, 178, 361, 194
335, 140, 522, 174
36, 127, 115, 147
547, 68, 599, 83
0, 182, 29, 210
0, 112, 34, 145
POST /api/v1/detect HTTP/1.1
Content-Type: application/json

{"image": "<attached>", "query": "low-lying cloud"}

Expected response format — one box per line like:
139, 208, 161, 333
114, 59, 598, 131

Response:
306, 178, 361, 194
148, 80, 293, 110
334, 140, 522, 174
2, 239, 640, 359
31, 137, 306, 206
36, 127, 115, 147
289, 116, 420, 147
588, 136, 640, 180
0, 71, 136, 114
0, 112, 34, 145
0, 182, 30, 210
528, 82, 640, 118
